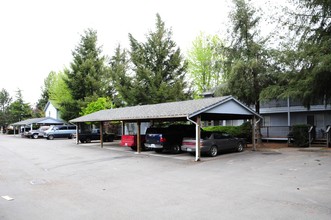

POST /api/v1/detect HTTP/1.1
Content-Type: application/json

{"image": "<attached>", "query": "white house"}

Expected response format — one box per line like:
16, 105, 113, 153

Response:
44, 100, 61, 120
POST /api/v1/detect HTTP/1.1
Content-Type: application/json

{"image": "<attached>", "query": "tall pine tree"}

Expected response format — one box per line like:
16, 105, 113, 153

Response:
108, 45, 132, 107
62, 29, 108, 121
262, 0, 331, 108
8, 89, 32, 123
127, 14, 190, 105
224, 0, 275, 114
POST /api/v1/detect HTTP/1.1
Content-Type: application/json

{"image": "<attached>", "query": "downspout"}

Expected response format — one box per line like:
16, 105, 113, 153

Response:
187, 115, 201, 162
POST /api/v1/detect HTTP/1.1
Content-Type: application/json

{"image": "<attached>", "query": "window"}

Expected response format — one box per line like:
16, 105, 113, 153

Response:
264, 116, 270, 126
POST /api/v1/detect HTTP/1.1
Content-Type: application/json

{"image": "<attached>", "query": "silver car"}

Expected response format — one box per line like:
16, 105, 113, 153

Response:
181, 132, 245, 157
25, 126, 50, 139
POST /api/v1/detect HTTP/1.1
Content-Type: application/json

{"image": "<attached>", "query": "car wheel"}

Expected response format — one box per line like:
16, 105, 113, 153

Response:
32, 134, 39, 139
48, 135, 54, 140
86, 138, 91, 143
237, 142, 244, 152
172, 144, 181, 154
131, 146, 137, 151
209, 145, 218, 157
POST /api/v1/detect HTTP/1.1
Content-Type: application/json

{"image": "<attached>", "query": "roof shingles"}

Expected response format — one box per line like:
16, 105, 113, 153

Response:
70, 96, 257, 123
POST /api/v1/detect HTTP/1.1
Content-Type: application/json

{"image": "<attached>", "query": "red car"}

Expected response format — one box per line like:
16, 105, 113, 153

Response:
120, 134, 146, 151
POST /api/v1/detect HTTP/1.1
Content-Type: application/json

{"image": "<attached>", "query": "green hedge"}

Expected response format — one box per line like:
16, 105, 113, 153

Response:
289, 124, 310, 147
203, 122, 252, 142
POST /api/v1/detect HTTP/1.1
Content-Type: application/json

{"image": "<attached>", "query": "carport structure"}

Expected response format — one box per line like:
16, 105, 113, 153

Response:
11, 117, 65, 136
70, 96, 262, 161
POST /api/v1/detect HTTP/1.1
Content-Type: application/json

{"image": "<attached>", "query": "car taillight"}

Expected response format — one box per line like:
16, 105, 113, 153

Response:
160, 137, 166, 143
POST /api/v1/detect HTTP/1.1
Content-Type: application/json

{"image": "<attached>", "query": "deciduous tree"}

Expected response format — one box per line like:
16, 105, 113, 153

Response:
81, 97, 114, 116
187, 32, 225, 98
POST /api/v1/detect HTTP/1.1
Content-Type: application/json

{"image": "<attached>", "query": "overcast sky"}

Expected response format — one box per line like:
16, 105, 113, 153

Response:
0, 0, 281, 106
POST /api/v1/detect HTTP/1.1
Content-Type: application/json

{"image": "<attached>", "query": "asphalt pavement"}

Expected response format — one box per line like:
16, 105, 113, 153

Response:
1, 134, 331, 220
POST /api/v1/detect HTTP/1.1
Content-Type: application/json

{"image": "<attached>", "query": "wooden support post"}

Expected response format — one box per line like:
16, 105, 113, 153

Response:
252, 117, 256, 151
76, 123, 79, 144
100, 121, 104, 148
121, 121, 125, 136
137, 121, 141, 154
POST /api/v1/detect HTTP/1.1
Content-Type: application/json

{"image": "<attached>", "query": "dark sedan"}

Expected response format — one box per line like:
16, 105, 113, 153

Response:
181, 132, 245, 157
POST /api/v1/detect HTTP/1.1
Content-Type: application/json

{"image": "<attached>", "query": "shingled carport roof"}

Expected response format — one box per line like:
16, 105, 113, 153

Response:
70, 96, 261, 123
12, 117, 65, 126
70, 96, 262, 161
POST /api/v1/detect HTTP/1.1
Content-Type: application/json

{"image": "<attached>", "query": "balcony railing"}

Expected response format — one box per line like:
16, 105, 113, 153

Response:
261, 126, 291, 140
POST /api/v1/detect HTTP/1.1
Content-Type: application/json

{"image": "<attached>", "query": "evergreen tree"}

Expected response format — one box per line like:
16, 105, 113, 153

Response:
36, 71, 56, 114
63, 29, 108, 120
262, 0, 331, 108
0, 88, 12, 131
108, 45, 133, 107
127, 14, 190, 105
224, 0, 275, 113
66, 29, 107, 100
8, 89, 32, 123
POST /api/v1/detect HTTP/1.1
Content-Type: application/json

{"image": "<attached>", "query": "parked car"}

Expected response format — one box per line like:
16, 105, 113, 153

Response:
145, 124, 195, 153
78, 129, 114, 143
181, 131, 245, 157
25, 126, 50, 139
120, 134, 146, 151
43, 125, 76, 140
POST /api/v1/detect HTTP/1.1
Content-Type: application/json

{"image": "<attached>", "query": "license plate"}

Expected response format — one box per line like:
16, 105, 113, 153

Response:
187, 148, 192, 152
151, 144, 155, 148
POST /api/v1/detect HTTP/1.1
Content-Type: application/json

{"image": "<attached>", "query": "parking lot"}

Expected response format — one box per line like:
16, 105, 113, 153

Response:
1, 134, 331, 220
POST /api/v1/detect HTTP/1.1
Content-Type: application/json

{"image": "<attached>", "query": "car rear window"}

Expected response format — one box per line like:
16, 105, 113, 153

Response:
146, 127, 167, 134
201, 131, 213, 140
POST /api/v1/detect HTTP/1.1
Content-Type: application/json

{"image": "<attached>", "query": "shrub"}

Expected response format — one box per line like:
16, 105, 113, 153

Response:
203, 122, 252, 142
290, 124, 310, 147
